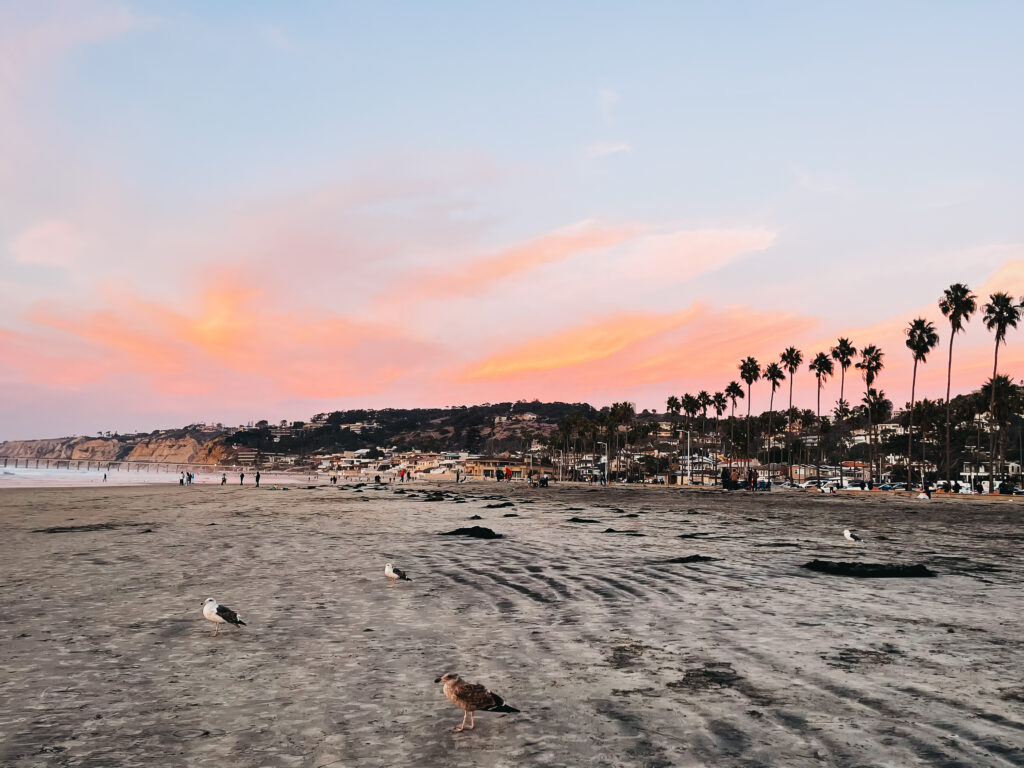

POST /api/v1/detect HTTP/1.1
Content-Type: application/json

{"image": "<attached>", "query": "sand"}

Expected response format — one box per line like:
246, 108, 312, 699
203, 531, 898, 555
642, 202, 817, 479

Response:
1, 482, 1023, 767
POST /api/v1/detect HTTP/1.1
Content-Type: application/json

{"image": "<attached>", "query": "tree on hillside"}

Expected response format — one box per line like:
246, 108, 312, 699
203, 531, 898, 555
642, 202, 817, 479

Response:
666, 395, 681, 439
939, 283, 976, 487
980, 375, 1023, 482
905, 317, 940, 487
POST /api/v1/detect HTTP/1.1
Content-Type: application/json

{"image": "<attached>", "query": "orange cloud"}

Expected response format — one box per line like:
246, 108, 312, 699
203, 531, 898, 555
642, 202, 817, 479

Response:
13, 279, 444, 400
461, 307, 703, 380
375, 220, 640, 309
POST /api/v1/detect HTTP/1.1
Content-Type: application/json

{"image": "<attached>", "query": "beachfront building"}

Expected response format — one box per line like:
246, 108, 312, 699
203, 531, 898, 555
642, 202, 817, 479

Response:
465, 457, 530, 480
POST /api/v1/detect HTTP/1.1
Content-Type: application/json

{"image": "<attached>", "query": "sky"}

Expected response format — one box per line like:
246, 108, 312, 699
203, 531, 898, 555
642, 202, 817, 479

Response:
2, 1, 1024, 440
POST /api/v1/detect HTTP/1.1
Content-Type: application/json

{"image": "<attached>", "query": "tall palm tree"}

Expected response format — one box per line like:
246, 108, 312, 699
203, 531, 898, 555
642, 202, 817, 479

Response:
712, 391, 727, 476
905, 317, 940, 488
938, 284, 977, 489
697, 390, 712, 439
666, 395, 681, 428
780, 347, 803, 480
831, 338, 857, 418
982, 292, 1021, 486
739, 357, 761, 474
855, 345, 885, 484
725, 381, 744, 461
763, 362, 785, 475
697, 390, 712, 477
808, 352, 834, 483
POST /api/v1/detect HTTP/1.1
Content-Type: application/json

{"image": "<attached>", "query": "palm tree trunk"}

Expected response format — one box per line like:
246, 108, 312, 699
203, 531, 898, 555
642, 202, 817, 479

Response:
866, 385, 873, 486
787, 375, 794, 482
908, 359, 918, 489
767, 390, 776, 489
816, 377, 822, 484
945, 333, 955, 489
746, 386, 752, 480
990, 341, 1000, 489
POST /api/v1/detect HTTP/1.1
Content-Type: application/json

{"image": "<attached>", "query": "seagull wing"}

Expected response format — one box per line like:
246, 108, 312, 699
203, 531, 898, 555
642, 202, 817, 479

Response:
216, 604, 246, 626
394, 567, 410, 581
454, 680, 518, 712
453, 680, 499, 710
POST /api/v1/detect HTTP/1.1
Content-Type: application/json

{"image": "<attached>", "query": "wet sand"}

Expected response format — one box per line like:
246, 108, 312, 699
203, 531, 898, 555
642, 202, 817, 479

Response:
1, 483, 1023, 767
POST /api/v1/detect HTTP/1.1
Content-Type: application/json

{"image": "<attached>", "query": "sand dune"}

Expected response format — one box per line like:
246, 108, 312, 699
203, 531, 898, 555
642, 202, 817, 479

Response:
1, 483, 1022, 767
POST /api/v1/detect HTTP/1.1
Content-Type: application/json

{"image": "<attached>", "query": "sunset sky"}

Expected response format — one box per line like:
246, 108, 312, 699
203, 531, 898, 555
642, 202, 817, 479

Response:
3, 2, 1024, 440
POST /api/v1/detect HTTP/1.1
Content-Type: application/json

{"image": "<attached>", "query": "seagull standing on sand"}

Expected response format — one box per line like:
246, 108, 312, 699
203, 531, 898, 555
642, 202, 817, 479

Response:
201, 597, 247, 636
843, 528, 862, 544
435, 673, 519, 732
384, 562, 411, 585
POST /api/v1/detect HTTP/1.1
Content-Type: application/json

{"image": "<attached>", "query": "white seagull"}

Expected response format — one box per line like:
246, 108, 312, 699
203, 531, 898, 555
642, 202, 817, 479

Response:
843, 528, 862, 544
385, 562, 411, 585
201, 597, 247, 636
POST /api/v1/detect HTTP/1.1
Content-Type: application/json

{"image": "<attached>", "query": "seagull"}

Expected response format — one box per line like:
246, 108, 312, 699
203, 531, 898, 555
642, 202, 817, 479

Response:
201, 597, 247, 636
843, 528, 862, 544
435, 673, 519, 732
384, 562, 411, 585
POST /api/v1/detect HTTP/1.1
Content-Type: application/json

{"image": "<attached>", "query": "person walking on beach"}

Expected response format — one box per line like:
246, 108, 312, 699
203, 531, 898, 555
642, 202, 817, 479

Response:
240, 472, 245, 485
255, 470, 261, 488
103, 473, 107, 482
720, 465, 729, 489
221, 473, 226, 485
505, 466, 512, 482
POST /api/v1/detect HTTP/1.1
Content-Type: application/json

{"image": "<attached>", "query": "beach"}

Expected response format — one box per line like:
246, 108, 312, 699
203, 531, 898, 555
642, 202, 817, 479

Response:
1, 482, 1022, 767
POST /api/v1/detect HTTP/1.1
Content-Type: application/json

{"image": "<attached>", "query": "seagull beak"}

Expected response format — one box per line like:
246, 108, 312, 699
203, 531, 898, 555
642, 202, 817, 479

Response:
434, 677, 442, 683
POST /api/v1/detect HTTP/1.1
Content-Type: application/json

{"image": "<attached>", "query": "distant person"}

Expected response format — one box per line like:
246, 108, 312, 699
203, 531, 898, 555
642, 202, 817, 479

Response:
720, 466, 729, 489
221, 473, 227, 485
505, 467, 512, 482
103, 473, 107, 482
730, 468, 739, 490
255, 471, 261, 488
953, 481, 961, 493
240, 472, 245, 485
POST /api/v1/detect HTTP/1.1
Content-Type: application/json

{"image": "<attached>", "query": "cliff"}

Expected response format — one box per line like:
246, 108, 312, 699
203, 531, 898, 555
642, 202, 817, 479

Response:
0, 432, 234, 465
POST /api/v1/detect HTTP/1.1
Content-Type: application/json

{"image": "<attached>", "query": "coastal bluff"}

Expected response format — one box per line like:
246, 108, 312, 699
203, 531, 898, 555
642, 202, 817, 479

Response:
0, 432, 231, 464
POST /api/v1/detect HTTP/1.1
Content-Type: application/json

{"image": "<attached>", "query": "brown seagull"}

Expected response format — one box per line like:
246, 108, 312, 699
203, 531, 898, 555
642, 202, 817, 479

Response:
434, 673, 520, 732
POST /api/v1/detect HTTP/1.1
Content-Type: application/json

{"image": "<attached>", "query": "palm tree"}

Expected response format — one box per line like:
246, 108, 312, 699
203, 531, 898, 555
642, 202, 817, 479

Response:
939, 284, 977, 489
831, 338, 857, 410
725, 381, 744, 461
982, 292, 1021, 486
780, 347, 803, 480
763, 362, 785, 475
712, 391, 727, 470
905, 317, 940, 488
808, 352, 834, 483
739, 357, 761, 475
666, 395, 681, 433
980, 375, 1024, 482
697, 390, 712, 479
855, 345, 885, 484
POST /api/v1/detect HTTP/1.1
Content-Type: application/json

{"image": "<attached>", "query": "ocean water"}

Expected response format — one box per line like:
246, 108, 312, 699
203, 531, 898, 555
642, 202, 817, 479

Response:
0, 466, 196, 488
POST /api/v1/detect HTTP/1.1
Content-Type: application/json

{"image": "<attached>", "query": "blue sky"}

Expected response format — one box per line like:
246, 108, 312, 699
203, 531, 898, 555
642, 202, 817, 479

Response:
2, 1, 1023, 438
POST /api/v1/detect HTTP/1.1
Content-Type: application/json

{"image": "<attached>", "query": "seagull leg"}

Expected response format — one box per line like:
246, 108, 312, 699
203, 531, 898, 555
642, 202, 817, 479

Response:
454, 711, 468, 732
467, 711, 475, 730
213, 623, 220, 637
